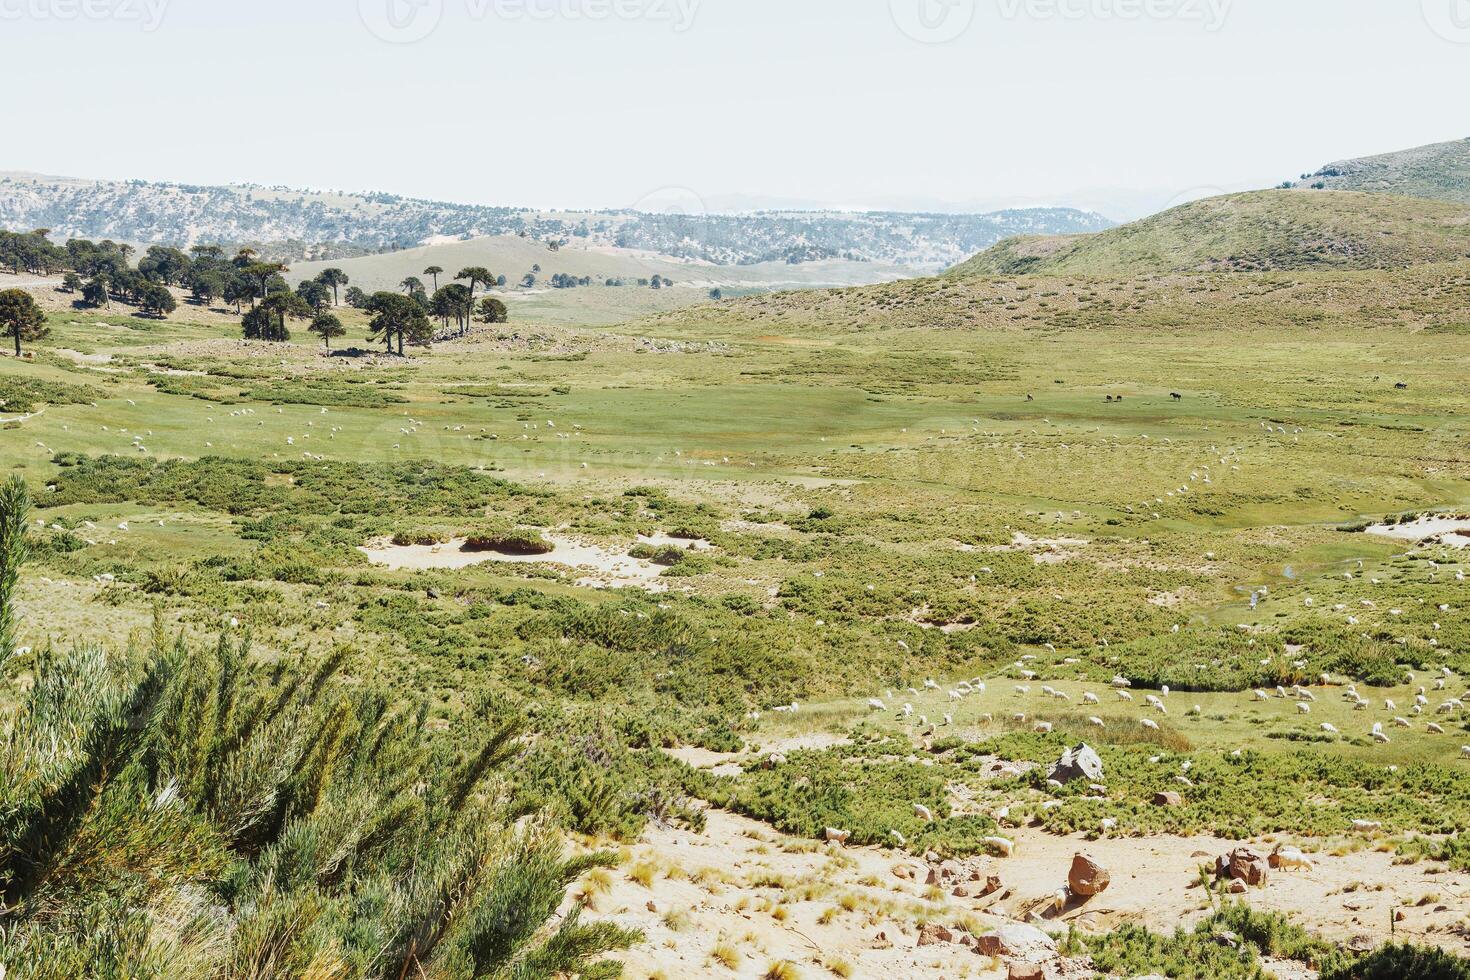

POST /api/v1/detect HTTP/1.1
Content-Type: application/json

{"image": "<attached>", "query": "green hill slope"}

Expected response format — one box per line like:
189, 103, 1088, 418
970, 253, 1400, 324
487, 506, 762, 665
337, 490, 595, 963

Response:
949, 190, 1470, 277
1293, 137, 1470, 203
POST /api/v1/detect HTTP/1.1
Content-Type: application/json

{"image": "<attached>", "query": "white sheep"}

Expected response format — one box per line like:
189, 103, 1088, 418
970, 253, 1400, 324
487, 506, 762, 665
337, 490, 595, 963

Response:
1296, 703, 1311, 715
1272, 846, 1313, 872
1083, 692, 1100, 705
913, 803, 934, 822
983, 836, 1015, 858
1352, 820, 1383, 833
1141, 719, 1160, 732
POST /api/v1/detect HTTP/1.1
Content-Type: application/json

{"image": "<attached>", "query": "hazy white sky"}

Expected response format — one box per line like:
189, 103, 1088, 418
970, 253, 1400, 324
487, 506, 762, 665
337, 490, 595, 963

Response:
2, 0, 1467, 218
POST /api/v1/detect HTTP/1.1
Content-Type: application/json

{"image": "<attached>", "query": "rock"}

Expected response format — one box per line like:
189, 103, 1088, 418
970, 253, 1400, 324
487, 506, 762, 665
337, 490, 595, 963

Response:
956, 873, 1006, 898
1229, 880, 1248, 894
893, 864, 916, 881
1218, 848, 1269, 887
1068, 852, 1110, 897
976, 923, 1058, 960
1152, 791, 1184, 807
1008, 963, 1045, 980
1048, 743, 1104, 785
925, 866, 942, 886
918, 923, 958, 946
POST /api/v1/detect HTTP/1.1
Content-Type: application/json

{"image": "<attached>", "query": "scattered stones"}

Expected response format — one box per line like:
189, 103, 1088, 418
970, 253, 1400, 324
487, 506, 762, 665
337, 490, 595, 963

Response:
1068, 852, 1110, 897
918, 923, 959, 946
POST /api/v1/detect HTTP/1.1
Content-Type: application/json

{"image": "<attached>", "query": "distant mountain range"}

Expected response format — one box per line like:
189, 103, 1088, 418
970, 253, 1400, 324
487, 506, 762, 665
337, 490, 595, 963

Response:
0, 171, 1113, 270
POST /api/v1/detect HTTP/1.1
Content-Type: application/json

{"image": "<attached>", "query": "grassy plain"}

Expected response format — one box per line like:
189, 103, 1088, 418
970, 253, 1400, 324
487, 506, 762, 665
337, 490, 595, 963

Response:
4, 256, 1470, 969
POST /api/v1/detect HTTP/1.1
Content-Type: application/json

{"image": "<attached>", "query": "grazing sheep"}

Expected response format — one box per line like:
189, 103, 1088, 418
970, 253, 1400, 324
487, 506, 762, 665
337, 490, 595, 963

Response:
1141, 719, 1160, 732
889, 830, 907, 846
1034, 722, 1054, 733
1088, 717, 1105, 729
1352, 820, 1383, 833
1083, 692, 1100, 705
1117, 691, 1134, 702
1253, 690, 1272, 702
913, 804, 934, 823
1272, 846, 1314, 872
1296, 703, 1311, 715
824, 828, 851, 845
867, 698, 886, 712
983, 836, 1015, 858
1320, 723, 1339, 734
1461, 746, 1470, 759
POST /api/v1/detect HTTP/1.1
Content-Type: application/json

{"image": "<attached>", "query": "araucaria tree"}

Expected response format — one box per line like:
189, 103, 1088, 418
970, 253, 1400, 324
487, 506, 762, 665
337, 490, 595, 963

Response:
366, 290, 432, 355
0, 289, 48, 357
454, 266, 493, 337
424, 264, 444, 291
315, 267, 348, 305
309, 311, 346, 350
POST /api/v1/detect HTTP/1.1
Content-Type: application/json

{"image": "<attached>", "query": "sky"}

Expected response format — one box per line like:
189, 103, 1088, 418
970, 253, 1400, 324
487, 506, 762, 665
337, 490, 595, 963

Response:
2, 0, 1468, 220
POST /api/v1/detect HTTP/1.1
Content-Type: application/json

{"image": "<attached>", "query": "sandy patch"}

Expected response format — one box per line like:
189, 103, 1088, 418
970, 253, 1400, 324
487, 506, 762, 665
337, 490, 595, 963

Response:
358, 534, 671, 591
54, 348, 115, 365
996, 532, 1091, 565
1367, 515, 1470, 549
580, 807, 1470, 980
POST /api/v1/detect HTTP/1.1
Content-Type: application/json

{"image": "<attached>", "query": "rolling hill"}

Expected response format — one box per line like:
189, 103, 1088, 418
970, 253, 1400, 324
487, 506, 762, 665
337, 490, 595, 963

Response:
1292, 136, 1470, 204
948, 190, 1470, 277
0, 170, 1112, 271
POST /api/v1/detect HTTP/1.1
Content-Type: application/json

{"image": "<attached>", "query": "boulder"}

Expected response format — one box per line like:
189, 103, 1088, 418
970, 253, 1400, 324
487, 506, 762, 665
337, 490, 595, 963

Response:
918, 923, 958, 946
1218, 848, 1269, 887
1048, 743, 1104, 785
1152, 791, 1184, 807
1068, 852, 1110, 897
976, 923, 1058, 960
1008, 963, 1045, 980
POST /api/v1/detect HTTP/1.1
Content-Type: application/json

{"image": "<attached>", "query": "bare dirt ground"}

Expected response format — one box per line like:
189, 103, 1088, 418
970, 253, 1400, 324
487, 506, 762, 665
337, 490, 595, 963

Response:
576, 806, 1470, 979
358, 533, 674, 591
